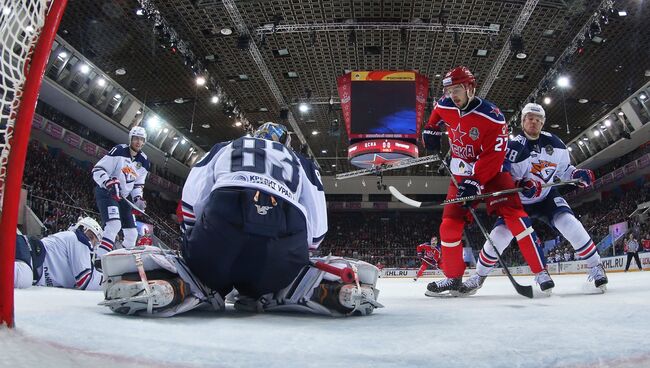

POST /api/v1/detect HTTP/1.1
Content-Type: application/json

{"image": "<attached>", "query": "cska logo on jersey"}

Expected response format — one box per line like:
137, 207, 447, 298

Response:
531, 160, 557, 182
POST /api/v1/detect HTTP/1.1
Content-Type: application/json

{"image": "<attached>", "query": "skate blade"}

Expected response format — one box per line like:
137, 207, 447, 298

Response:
532, 287, 553, 298
581, 282, 607, 294
424, 290, 460, 298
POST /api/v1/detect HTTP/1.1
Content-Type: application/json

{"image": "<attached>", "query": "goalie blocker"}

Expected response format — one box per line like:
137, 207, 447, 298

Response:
100, 247, 383, 317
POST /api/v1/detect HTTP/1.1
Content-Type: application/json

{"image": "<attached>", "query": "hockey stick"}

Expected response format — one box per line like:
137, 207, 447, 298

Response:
335, 154, 441, 180
123, 197, 182, 243
420, 257, 436, 268
438, 160, 534, 299
389, 179, 581, 208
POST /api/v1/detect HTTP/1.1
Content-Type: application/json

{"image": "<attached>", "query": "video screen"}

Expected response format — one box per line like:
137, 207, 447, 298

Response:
350, 81, 416, 135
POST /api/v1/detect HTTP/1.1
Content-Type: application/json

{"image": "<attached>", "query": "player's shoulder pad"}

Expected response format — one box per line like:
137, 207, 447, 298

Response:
436, 96, 456, 109
475, 98, 505, 124
296, 152, 324, 190
507, 135, 530, 163
108, 144, 131, 158
193, 141, 231, 168
539, 131, 567, 149
134, 151, 150, 170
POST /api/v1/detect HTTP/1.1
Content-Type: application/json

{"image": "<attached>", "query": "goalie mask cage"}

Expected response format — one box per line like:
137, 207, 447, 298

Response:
0, 0, 68, 328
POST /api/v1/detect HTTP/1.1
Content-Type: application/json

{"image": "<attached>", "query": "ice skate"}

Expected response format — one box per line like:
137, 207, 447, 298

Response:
534, 270, 555, 293
458, 274, 487, 296
588, 264, 608, 292
425, 277, 462, 297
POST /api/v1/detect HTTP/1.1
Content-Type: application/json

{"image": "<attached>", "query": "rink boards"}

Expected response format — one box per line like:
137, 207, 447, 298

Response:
380, 252, 650, 278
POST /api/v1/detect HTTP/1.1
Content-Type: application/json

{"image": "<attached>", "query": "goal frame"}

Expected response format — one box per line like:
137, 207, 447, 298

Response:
0, 0, 68, 328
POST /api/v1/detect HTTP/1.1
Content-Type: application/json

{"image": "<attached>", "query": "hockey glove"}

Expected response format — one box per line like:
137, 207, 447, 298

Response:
517, 178, 542, 199
421, 129, 443, 154
571, 169, 595, 188
104, 177, 121, 201
133, 196, 147, 211
456, 178, 481, 207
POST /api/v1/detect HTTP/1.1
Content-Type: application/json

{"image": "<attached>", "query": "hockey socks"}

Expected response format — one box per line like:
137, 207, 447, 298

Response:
440, 244, 464, 278
504, 217, 544, 274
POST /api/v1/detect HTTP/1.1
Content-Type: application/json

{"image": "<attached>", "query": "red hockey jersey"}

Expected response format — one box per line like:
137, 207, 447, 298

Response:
417, 242, 441, 263
425, 96, 508, 185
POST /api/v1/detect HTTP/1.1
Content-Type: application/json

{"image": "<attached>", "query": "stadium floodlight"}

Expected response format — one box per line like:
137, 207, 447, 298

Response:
556, 76, 570, 88
147, 116, 160, 129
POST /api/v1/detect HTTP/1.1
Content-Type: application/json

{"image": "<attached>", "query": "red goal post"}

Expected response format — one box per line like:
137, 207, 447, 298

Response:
0, 0, 68, 328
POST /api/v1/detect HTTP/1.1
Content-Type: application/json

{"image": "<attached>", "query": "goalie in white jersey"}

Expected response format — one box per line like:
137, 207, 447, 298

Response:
460, 103, 608, 295
99, 123, 382, 317
14, 217, 104, 290
92, 126, 150, 255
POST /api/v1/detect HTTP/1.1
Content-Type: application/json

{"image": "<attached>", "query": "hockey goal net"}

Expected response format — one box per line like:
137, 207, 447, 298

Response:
0, 0, 67, 328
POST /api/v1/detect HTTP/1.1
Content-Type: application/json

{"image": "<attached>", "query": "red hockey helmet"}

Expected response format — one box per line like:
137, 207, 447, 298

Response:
442, 66, 476, 89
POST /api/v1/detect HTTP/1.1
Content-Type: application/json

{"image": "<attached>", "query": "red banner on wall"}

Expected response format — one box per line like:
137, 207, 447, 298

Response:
63, 131, 82, 149
81, 141, 97, 156
32, 114, 45, 130
96, 147, 108, 159
43, 121, 63, 139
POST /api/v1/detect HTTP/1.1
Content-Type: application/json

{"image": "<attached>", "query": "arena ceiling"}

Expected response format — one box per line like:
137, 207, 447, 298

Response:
57, 0, 649, 175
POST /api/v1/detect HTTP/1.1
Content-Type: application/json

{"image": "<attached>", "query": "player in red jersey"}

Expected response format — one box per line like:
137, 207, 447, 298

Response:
414, 236, 442, 281
421, 66, 551, 296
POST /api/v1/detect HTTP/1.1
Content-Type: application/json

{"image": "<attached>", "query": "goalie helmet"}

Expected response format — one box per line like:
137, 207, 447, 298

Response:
521, 103, 546, 122
430, 236, 438, 245
129, 126, 147, 144
253, 122, 291, 147
75, 217, 103, 242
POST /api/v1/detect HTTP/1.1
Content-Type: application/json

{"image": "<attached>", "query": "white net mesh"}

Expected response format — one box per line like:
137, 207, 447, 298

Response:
0, 1, 50, 202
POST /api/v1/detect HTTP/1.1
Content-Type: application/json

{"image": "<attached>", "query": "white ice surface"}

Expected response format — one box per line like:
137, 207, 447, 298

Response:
2, 271, 650, 368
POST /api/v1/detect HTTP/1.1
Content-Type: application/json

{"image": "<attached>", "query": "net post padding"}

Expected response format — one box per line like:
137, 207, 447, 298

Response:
0, 0, 68, 328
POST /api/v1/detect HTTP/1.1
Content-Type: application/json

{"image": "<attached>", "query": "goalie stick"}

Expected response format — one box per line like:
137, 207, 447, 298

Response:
335, 154, 441, 180
389, 179, 581, 208
438, 160, 534, 299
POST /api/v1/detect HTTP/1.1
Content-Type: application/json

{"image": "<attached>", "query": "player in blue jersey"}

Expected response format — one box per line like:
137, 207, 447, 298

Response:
92, 126, 150, 256
459, 103, 608, 295
99, 123, 382, 317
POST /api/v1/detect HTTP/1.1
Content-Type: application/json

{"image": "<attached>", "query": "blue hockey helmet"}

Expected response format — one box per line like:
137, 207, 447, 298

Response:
253, 122, 291, 146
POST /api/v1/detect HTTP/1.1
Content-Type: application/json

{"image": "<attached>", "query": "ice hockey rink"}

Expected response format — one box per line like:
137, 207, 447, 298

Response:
2, 271, 648, 368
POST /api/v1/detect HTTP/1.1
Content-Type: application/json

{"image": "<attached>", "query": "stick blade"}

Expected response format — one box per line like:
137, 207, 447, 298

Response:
388, 186, 422, 207
515, 283, 534, 299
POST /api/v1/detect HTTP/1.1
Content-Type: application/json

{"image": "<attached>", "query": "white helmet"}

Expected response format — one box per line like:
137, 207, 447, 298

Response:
75, 217, 103, 241
129, 126, 147, 144
521, 103, 545, 123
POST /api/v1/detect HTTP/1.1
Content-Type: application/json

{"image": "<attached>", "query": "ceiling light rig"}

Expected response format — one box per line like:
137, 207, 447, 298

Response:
509, 0, 616, 128
135, 0, 251, 133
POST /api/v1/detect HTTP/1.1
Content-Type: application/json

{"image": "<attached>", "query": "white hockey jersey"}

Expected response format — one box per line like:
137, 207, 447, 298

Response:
35, 229, 103, 290
505, 131, 576, 205
181, 137, 327, 249
92, 144, 150, 199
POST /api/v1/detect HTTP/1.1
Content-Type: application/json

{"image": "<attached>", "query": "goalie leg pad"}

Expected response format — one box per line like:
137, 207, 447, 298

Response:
258, 257, 383, 317
100, 246, 224, 317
